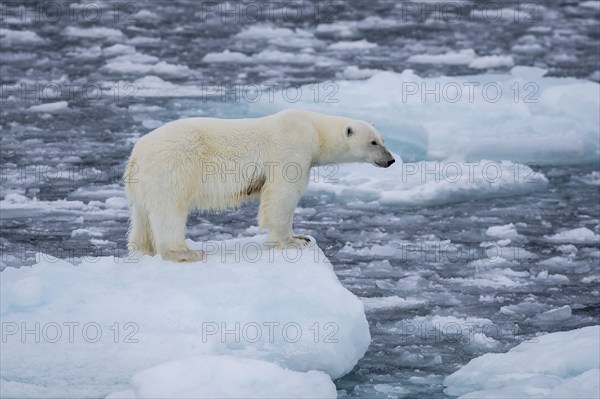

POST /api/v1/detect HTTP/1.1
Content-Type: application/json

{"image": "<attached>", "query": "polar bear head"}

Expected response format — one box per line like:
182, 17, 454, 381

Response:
345, 121, 395, 168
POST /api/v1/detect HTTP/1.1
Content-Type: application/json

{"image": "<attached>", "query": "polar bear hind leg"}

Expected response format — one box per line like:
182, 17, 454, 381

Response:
148, 204, 204, 262
127, 205, 156, 256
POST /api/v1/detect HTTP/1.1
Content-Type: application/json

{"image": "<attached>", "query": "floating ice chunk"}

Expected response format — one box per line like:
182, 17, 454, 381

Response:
360, 296, 425, 311
486, 224, 524, 240
407, 49, 477, 65
112, 355, 337, 399
443, 326, 600, 398
254, 49, 335, 65
316, 21, 357, 37
576, 171, 600, 186
580, 1, 600, 10
70, 228, 103, 238
134, 10, 159, 20
102, 44, 136, 57
500, 299, 548, 316
0, 237, 369, 397
533, 270, 569, 284
0, 28, 45, 44
202, 50, 252, 63
545, 227, 600, 244
127, 76, 203, 97
356, 16, 398, 29
3, 193, 29, 204
234, 25, 294, 39
64, 27, 124, 39
27, 101, 69, 113
104, 59, 191, 77
141, 119, 163, 130
128, 36, 161, 45
105, 197, 129, 209
511, 43, 545, 54
529, 305, 572, 325
329, 39, 377, 50
407, 50, 514, 69
234, 26, 322, 48
469, 55, 515, 69
0, 194, 126, 222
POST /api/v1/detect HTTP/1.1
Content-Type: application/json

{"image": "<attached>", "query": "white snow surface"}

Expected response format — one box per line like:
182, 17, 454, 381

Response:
444, 326, 600, 398
109, 355, 337, 398
0, 236, 370, 398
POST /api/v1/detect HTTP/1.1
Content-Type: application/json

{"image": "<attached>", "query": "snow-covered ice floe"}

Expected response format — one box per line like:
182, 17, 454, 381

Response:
308, 159, 548, 206
443, 326, 600, 398
107, 355, 336, 399
0, 236, 370, 398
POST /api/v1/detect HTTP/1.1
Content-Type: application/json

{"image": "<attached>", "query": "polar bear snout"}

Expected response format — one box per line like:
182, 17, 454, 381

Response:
373, 148, 396, 168
375, 157, 395, 168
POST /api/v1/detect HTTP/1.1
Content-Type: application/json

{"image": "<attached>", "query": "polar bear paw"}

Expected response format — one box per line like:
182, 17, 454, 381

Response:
274, 235, 312, 250
162, 248, 205, 262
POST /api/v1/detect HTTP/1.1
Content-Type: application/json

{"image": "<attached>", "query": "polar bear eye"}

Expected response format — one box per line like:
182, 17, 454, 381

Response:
371, 141, 377, 146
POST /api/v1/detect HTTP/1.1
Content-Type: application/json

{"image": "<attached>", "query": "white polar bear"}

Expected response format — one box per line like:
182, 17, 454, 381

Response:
124, 109, 395, 262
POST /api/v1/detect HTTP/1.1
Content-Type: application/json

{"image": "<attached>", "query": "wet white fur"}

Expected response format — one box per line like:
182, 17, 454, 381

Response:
125, 109, 394, 262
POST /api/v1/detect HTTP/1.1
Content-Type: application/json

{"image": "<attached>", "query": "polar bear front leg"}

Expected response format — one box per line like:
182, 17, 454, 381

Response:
259, 179, 310, 249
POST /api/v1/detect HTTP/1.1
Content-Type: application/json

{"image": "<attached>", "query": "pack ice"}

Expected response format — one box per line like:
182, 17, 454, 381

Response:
444, 325, 600, 398
0, 236, 370, 398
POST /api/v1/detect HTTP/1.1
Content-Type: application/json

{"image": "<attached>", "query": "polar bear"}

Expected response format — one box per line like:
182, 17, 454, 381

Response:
124, 109, 395, 262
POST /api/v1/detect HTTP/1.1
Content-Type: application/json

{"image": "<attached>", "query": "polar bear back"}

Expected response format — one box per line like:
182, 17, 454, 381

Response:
126, 110, 328, 211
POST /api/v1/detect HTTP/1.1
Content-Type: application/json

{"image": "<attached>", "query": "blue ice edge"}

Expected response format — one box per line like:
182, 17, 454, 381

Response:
0, 236, 370, 398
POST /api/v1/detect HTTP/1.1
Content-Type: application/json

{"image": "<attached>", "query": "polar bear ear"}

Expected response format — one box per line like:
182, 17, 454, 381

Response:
346, 127, 354, 137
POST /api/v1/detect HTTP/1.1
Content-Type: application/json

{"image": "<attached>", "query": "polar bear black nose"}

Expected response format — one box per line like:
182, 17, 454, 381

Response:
386, 159, 395, 167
